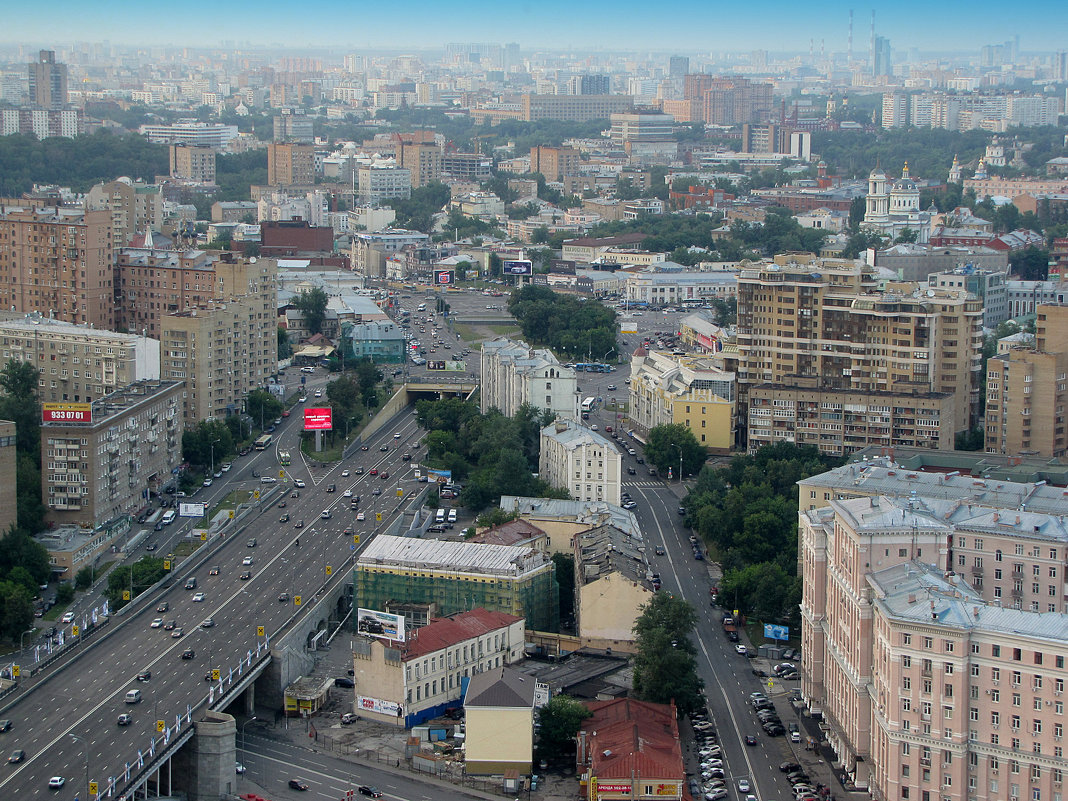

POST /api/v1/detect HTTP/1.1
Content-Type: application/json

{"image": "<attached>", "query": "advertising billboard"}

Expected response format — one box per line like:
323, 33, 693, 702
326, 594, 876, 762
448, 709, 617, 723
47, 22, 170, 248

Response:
356, 694, 402, 717
303, 407, 333, 431
596, 784, 633, 794
178, 502, 207, 518
42, 403, 92, 423
444, 360, 466, 372
763, 623, 790, 641
433, 270, 454, 285
356, 608, 406, 642
426, 468, 452, 483
502, 259, 533, 276
426, 360, 447, 370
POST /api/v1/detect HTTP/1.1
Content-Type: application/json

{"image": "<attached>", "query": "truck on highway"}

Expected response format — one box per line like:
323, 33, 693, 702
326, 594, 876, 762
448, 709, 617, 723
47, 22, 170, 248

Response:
722, 614, 739, 642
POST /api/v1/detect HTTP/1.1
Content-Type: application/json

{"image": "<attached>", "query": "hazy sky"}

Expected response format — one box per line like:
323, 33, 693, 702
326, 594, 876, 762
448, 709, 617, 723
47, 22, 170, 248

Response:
7, 0, 1068, 53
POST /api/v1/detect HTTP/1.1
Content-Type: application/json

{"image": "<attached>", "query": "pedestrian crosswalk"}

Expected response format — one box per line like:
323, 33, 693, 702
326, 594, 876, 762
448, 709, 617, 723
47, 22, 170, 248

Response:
624, 481, 664, 488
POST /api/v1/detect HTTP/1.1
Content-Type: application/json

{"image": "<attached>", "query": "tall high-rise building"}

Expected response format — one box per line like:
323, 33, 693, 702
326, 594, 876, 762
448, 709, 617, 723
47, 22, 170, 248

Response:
881, 92, 908, 128
985, 304, 1068, 458
160, 255, 278, 424
567, 74, 610, 95
702, 77, 774, 125
529, 146, 580, 182
873, 36, 892, 77
737, 254, 983, 455
396, 141, 442, 188
169, 144, 216, 184
28, 50, 68, 109
0, 207, 113, 329
669, 56, 690, 78
86, 178, 165, 248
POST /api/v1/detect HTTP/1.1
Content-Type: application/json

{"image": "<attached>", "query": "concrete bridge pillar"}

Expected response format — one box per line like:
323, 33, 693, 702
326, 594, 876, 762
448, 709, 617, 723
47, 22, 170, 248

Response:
172, 709, 236, 801
244, 683, 255, 716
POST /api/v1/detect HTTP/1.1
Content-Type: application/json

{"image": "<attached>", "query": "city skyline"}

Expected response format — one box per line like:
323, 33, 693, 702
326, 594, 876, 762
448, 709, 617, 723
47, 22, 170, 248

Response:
7, 0, 1068, 55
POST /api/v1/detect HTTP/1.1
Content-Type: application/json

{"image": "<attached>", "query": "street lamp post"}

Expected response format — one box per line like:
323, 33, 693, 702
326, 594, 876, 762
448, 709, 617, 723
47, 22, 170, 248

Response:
240, 715, 258, 761
671, 443, 683, 483
69, 733, 89, 801
210, 438, 221, 478
20, 627, 35, 654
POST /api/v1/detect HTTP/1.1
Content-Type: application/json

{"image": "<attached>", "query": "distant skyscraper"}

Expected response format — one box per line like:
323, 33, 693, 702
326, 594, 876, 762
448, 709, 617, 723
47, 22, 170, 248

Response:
28, 50, 68, 109
669, 56, 689, 78
873, 36, 892, 77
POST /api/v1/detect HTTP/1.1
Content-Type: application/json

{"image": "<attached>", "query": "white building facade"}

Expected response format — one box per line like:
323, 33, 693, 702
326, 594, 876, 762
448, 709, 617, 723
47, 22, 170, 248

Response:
480, 338, 578, 419
539, 420, 622, 505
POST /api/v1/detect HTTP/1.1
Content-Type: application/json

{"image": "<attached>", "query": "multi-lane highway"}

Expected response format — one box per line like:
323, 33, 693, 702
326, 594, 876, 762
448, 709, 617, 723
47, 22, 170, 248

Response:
0, 376, 427, 799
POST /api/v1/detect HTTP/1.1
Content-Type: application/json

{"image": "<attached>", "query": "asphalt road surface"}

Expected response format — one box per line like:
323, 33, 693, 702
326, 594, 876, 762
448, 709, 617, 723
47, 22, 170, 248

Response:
0, 389, 426, 800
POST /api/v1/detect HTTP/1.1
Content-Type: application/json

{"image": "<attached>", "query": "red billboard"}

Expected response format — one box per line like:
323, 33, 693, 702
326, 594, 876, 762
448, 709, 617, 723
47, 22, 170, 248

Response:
42, 403, 92, 423
303, 407, 333, 431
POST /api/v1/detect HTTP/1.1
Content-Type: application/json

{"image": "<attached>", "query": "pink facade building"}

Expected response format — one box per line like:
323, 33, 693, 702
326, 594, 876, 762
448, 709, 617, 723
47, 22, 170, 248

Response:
799, 474, 1068, 801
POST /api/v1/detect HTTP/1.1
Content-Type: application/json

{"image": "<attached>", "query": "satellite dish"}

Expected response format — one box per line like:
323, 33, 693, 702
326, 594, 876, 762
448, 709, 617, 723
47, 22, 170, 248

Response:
249, 256, 257, 263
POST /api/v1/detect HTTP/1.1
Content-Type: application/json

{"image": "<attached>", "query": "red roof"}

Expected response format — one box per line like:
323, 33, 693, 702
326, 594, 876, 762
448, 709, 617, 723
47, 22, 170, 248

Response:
579, 698, 682, 780
470, 519, 545, 546
402, 608, 523, 660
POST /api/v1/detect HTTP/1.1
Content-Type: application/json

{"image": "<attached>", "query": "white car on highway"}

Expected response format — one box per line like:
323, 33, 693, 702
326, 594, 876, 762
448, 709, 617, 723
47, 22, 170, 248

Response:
192, 592, 205, 602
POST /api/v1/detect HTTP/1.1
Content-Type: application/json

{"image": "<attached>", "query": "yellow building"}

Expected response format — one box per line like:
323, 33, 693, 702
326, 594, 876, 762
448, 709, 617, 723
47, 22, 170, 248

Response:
573, 524, 655, 653
463, 666, 538, 776
628, 347, 736, 453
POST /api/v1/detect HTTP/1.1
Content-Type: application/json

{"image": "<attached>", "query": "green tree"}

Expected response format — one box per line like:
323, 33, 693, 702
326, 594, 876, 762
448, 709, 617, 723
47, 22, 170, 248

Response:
536, 696, 591, 764
245, 389, 283, 432
645, 424, 706, 478
0, 527, 51, 585
294, 287, 330, 336
55, 582, 74, 606
181, 418, 235, 468
0, 579, 34, 640
632, 593, 704, 714
894, 227, 918, 244
104, 557, 167, 609
278, 326, 293, 360
552, 553, 575, 624
75, 565, 95, 591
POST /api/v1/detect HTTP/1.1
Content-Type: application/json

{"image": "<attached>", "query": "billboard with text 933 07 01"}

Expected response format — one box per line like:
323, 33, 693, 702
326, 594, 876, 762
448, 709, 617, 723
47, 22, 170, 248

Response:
503, 260, 533, 276
303, 407, 333, 431
433, 270, 454, 285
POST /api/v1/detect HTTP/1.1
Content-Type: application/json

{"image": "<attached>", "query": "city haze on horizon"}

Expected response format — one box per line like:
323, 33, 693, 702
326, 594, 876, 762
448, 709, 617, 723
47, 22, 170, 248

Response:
5, 0, 1068, 54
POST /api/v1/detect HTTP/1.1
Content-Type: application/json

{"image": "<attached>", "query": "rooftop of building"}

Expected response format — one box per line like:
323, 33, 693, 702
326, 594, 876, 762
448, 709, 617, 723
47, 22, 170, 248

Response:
574, 523, 650, 586
470, 519, 546, 547
499, 496, 641, 539
357, 534, 549, 576
40, 380, 181, 429
344, 319, 405, 340
870, 560, 1068, 643
0, 313, 154, 341
562, 234, 648, 248
581, 698, 682, 780
464, 666, 536, 709
800, 456, 1068, 514
401, 608, 524, 661
542, 420, 616, 451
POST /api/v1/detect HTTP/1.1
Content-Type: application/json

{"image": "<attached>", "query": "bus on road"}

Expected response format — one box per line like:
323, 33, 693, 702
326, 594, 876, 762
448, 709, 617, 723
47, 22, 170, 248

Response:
254, 434, 273, 450
279, 450, 291, 466
581, 397, 596, 413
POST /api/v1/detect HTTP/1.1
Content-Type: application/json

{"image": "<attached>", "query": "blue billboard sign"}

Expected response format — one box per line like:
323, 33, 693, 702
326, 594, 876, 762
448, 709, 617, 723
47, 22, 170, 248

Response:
764, 624, 789, 641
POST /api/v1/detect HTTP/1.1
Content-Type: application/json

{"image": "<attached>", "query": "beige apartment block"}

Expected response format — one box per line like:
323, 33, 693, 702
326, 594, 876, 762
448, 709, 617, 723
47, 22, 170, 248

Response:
160, 256, 277, 424
267, 143, 315, 186
0, 207, 114, 330
169, 144, 217, 184
0, 420, 16, 535
463, 667, 537, 775
737, 255, 983, 455
397, 141, 442, 188
86, 178, 165, 248
539, 419, 622, 505
0, 315, 160, 404
116, 247, 221, 338
747, 385, 955, 455
798, 481, 1068, 799
529, 146, 580, 182
985, 304, 1068, 458
40, 380, 183, 529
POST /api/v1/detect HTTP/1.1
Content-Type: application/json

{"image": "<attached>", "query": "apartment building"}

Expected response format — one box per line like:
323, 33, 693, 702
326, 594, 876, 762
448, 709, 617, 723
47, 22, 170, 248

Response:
0, 420, 15, 535
354, 535, 559, 632
928, 268, 1009, 328
798, 484, 1068, 800
872, 244, 1008, 284
116, 247, 224, 338
747, 385, 955, 454
480, 338, 578, 419
539, 419, 622, 505
160, 256, 277, 424
628, 347, 736, 453
396, 141, 442, 188
40, 380, 183, 529
28, 50, 68, 109
0, 206, 114, 330
169, 144, 216, 184
529, 146, 580, 183
350, 608, 525, 727
137, 121, 239, 147
701, 77, 774, 126
624, 268, 737, 305
521, 94, 633, 122
357, 160, 411, 203
985, 304, 1068, 458
267, 143, 315, 186
85, 178, 165, 249
351, 230, 429, 277
1005, 280, 1068, 318
0, 107, 80, 139
0, 315, 160, 404
736, 255, 983, 455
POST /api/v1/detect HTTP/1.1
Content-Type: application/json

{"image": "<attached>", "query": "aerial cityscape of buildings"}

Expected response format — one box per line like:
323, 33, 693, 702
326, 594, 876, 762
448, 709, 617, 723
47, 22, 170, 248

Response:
1, 16, 1068, 801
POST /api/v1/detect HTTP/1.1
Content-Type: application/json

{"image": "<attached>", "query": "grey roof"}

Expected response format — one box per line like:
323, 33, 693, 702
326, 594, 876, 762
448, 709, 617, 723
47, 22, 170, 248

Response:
801, 461, 1068, 517
357, 534, 549, 577
541, 421, 616, 451
464, 666, 536, 708
870, 561, 1068, 644
574, 523, 650, 585
499, 496, 641, 538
